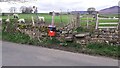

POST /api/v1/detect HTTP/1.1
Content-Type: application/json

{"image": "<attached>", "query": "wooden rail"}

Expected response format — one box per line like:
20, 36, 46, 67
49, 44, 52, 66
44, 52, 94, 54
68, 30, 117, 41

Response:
99, 23, 118, 25
98, 22, 118, 29
98, 26, 118, 29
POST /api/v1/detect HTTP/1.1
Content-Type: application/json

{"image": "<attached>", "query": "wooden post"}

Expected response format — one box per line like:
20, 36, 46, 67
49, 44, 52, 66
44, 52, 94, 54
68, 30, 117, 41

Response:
95, 13, 99, 30
51, 11, 55, 26
31, 16, 36, 38
32, 16, 35, 26
67, 9, 70, 24
72, 15, 74, 28
76, 13, 80, 28
5, 15, 10, 32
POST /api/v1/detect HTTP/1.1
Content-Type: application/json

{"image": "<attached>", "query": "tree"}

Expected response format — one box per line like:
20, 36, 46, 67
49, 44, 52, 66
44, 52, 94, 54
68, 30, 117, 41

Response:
49, 12, 53, 15
9, 7, 17, 13
87, 7, 96, 14
25, 7, 33, 13
20, 6, 27, 13
20, 6, 37, 13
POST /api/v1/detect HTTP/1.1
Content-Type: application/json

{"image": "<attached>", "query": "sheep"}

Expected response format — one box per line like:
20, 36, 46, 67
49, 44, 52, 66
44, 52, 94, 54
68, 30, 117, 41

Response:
38, 16, 45, 22
5, 15, 10, 23
5, 19, 10, 23
113, 17, 118, 20
13, 14, 19, 19
18, 19, 25, 23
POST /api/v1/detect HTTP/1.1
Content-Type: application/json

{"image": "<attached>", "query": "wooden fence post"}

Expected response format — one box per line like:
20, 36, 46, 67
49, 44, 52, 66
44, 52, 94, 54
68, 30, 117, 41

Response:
76, 13, 80, 28
95, 13, 99, 30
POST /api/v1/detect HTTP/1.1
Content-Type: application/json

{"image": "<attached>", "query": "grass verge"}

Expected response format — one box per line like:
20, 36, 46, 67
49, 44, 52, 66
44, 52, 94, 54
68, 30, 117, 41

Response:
3, 30, 119, 59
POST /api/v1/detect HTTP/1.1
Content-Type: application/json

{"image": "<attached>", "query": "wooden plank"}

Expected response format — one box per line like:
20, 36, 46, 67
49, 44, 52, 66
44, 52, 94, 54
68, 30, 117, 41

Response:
99, 23, 118, 25
99, 18, 119, 20
98, 26, 118, 29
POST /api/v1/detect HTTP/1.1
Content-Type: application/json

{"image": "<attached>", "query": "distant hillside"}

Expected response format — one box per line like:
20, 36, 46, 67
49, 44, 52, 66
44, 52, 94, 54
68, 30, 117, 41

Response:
71, 11, 88, 14
99, 6, 120, 14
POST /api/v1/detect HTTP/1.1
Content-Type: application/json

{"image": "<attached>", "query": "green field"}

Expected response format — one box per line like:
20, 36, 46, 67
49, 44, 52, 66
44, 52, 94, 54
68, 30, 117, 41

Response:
100, 14, 119, 18
1, 13, 119, 28
2, 13, 118, 29
2, 13, 69, 27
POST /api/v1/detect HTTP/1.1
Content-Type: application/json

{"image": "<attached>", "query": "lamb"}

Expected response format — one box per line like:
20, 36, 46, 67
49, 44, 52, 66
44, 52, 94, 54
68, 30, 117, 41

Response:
12, 14, 24, 23
6, 19, 10, 23
113, 17, 118, 20
18, 19, 25, 23
5, 15, 10, 23
13, 14, 19, 19
38, 16, 45, 22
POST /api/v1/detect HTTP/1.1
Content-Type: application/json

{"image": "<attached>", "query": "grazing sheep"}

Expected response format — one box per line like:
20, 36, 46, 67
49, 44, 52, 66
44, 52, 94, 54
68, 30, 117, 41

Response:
113, 17, 118, 20
38, 16, 45, 22
13, 14, 19, 19
6, 19, 10, 22
18, 19, 25, 23
5, 15, 10, 23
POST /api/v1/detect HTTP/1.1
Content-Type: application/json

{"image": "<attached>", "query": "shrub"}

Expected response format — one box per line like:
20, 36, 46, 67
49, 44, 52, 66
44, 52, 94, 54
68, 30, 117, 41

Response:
75, 27, 88, 32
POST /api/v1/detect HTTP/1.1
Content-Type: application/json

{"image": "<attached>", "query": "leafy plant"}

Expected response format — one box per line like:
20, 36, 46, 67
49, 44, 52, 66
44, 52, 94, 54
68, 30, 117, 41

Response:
75, 27, 88, 32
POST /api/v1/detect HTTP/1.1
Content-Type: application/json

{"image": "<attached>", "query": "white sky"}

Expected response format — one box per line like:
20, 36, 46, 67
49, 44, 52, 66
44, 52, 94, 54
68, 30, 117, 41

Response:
0, 0, 119, 13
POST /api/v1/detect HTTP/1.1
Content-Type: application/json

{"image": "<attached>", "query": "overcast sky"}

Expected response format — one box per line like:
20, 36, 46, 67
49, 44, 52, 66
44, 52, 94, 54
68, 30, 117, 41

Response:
0, 0, 119, 13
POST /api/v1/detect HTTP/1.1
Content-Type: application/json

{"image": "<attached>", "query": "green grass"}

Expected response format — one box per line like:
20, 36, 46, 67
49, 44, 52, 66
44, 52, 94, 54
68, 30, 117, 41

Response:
2, 13, 69, 23
100, 14, 119, 18
86, 42, 119, 58
2, 31, 30, 44
75, 27, 88, 32
2, 31, 40, 45
42, 37, 61, 45
2, 13, 119, 28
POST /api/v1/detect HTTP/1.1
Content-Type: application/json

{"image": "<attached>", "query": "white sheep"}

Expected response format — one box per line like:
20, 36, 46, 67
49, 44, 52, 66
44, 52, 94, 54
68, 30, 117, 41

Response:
5, 15, 10, 23
113, 17, 118, 20
38, 16, 45, 22
6, 19, 10, 22
18, 19, 25, 23
13, 14, 19, 19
